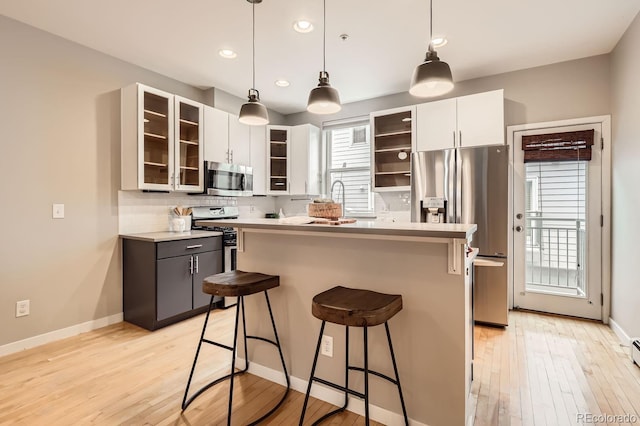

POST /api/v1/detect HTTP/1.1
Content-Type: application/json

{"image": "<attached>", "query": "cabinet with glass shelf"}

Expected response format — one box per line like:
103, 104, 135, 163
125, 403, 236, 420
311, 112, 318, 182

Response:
370, 106, 415, 191
267, 126, 290, 194
175, 96, 204, 191
121, 83, 204, 192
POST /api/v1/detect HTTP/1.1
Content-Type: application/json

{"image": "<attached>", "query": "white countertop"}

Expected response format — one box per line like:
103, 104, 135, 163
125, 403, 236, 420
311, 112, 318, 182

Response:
119, 230, 223, 242
196, 218, 476, 240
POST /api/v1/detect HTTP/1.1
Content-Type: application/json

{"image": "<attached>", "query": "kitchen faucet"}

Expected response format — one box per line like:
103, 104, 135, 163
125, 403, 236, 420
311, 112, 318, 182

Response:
331, 180, 345, 215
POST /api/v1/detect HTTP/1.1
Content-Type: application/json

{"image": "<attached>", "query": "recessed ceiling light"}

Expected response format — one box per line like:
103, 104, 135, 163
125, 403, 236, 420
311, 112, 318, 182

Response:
218, 49, 237, 59
293, 20, 314, 33
431, 37, 448, 48
275, 80, 290, 87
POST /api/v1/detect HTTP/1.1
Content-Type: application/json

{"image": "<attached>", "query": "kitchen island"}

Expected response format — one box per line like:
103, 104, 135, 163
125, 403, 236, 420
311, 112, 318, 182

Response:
197, 218, 477, 426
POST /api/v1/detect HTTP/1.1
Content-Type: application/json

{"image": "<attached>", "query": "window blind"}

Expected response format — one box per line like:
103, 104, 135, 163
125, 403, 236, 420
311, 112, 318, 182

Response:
522, 129, 594, 162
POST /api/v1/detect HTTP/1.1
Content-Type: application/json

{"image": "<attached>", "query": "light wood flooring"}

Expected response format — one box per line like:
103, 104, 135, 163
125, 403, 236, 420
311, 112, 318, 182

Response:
0, 309, 638, 425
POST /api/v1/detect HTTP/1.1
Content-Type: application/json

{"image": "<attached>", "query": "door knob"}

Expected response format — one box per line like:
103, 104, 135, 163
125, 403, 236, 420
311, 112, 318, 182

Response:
515, 225, 523, 232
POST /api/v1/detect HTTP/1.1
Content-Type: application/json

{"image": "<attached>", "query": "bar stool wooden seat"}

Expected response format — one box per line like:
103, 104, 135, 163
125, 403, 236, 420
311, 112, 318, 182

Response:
182, 270, 290, 426
300, 286, 409, 426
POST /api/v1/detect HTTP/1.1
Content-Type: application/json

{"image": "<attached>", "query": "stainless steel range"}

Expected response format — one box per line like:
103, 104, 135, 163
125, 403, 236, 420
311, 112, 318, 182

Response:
191, 206, 239, 303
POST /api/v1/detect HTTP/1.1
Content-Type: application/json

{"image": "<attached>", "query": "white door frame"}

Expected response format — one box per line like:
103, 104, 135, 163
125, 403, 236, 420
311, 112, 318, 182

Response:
506, 115, 611, 323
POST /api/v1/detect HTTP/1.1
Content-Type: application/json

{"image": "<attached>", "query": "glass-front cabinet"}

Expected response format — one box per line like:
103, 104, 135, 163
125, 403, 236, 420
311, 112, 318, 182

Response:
141, 89, 172, 188
174, 96, 203, 191
121, 83, 204, 192
267, 126, 290, 194
370, 106, 416, 191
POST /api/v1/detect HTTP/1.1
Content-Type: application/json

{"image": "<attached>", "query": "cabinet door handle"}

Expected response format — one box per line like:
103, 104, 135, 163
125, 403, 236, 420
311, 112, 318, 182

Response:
304, 181, 307, 194
186, 244, 203, 249
189, 256, 194, 275
230, 149, 233, 163
194, 255, 199, 274
453, 131, 456, 147
459, 131, 462, 147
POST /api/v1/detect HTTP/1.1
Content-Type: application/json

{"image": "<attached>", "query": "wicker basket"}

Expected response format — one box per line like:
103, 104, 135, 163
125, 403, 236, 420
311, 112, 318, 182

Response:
308, 203, 343, 220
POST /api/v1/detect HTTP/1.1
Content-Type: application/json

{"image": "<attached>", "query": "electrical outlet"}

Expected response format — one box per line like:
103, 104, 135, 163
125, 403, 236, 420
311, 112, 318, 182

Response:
52, 204, 65, 219
321, 335, 333, 357
16, 300, 30, 317
250, 205, 255, 213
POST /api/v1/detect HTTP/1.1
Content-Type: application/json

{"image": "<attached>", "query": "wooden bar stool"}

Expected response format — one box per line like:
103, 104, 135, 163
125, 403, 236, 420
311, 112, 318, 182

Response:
182, 270, 290, 425
299, 286, 409, 426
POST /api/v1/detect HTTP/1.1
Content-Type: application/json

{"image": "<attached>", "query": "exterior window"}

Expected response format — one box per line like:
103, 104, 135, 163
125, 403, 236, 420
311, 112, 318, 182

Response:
325, 120, 374, 216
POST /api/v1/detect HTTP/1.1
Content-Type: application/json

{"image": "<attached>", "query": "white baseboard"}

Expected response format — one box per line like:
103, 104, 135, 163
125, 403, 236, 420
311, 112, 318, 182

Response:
238, 358, 428, 426
0, 312, 124, 357
609, 317, 631, 347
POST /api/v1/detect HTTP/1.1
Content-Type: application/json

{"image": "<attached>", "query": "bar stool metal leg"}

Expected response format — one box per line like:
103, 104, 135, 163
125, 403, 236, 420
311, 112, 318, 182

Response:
299, 321, 326, 425
182, 295, 249, 412
363, 326, 370, 426
243, 291, 291, 425
386, 322, 409, 426
182, 295, 216, 410
226, 296, 243, 426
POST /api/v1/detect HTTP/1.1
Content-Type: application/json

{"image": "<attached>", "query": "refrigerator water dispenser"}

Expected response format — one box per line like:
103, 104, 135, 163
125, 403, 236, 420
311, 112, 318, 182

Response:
422, 197, 447, 223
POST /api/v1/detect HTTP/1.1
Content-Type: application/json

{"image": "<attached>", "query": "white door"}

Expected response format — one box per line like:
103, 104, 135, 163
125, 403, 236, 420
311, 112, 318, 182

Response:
513, 122, 602, 320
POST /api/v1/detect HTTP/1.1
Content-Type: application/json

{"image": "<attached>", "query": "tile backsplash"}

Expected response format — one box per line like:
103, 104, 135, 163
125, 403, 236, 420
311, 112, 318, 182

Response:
118, 191, 276, 234
118, 190, 411, 235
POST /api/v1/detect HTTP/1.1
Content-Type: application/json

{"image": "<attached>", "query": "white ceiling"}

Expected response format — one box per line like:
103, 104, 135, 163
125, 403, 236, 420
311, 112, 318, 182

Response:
1, 0, 639, 115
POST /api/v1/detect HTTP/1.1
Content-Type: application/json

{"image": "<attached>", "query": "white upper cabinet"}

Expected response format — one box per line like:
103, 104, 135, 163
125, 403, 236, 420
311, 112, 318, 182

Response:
228, 114, 251, 166
203, 106, 228, 164
456, 90, 504, 148
121, 83, 204, 192
203, 106, 251, 166
290, 124, 321, 196
415, 98, 457, 151
250, 126, 267, 196
416, 89, 504, 151
266, 124, 321, 195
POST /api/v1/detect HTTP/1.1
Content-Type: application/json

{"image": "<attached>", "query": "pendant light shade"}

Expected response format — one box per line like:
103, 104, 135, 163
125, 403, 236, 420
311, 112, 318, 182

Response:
307, 71, 341, 114
409, 50, 454, 97
409, 0, 454, 98
239, 0, 269, 125
239, 89, 269, 125
307, 0, 342, 114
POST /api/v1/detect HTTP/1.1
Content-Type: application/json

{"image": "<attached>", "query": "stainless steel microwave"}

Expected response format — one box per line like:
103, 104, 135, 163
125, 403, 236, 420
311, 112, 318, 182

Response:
204, 161, 253, 196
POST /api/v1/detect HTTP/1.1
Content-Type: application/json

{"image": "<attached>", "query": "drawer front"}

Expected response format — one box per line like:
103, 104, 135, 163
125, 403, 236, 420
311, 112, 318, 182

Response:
157, 237, 222, 259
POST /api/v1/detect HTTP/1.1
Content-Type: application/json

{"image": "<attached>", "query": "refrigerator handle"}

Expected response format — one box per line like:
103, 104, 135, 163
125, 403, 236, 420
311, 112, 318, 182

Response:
447, 149, 457, 224
456, 149, 462, 223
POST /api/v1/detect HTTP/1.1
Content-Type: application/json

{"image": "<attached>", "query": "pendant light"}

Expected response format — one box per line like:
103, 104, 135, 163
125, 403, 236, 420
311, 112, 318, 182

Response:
307, 0, 341, 114
409, 0, 454, 97
239, 0, 269, 125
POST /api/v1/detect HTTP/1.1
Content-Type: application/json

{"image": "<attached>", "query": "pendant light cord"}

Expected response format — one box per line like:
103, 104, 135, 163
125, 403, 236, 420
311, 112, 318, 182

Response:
323, 0, 326, 73
252, 1, 256, 90
429, 0, 433, 50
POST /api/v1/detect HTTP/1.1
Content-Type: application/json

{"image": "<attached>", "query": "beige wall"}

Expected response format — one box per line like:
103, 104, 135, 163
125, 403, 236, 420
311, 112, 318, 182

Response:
285, 55, 611, 128
611, 12, 640, 338
0, 15, 208, 346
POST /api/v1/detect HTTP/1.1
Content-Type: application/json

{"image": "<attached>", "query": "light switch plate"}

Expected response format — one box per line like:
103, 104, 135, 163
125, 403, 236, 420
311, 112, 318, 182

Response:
52, 204, 64, 219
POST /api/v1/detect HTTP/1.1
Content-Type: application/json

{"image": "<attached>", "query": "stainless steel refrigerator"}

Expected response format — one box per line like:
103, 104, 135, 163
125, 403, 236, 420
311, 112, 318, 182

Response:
411, 146, 509, 326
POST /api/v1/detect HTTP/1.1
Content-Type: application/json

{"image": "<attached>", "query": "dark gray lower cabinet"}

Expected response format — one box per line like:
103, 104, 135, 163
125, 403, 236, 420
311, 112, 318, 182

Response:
123, 236, 223, 330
